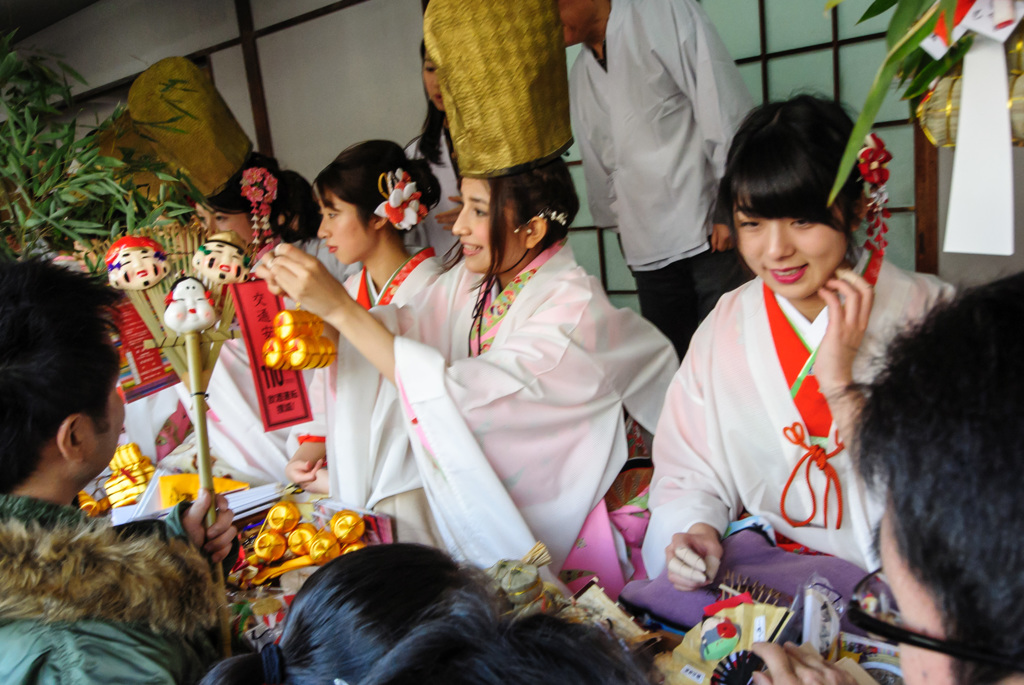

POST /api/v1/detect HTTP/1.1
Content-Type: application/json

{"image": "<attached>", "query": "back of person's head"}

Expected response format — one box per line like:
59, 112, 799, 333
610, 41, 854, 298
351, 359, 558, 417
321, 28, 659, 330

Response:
315, 140, 441, 228
207, 152, 320, 243
452, 157, 579, 277
857, 272, 1024, 684
715, 94, 864, 246
0, 259, 121, 493
200, 544, 490, 685
358, 591, 653, 684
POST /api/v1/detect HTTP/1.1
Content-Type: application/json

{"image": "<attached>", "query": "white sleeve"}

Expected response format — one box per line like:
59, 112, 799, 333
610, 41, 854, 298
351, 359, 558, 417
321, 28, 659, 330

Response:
643, 322, 743, 576
651, 0, 753, 177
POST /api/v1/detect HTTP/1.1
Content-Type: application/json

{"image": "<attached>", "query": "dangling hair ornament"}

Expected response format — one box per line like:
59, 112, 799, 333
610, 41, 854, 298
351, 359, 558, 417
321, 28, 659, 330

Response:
375, 168, 428, 230
241, 166, 279, 247
856, 133, 891, 286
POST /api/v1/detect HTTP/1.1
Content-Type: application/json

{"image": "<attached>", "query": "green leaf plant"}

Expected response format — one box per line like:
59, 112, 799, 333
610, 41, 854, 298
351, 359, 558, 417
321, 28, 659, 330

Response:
0, 32, 204, 267
825, 0, 967, 204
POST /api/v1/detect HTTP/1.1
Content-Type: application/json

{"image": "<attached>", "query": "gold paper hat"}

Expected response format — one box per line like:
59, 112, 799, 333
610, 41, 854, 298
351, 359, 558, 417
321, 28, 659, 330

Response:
424, 0, 572, 178
127, 57, 252, 196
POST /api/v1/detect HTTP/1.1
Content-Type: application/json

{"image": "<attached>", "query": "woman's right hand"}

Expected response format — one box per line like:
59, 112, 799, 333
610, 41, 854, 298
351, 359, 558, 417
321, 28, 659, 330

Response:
253, 243, 353, 323
665, 523, 723, 591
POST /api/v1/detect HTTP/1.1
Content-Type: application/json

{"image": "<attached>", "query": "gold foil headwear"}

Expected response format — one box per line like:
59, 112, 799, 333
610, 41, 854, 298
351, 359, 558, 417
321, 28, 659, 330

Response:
424, 0, 573, 178
128, 57, 252, 196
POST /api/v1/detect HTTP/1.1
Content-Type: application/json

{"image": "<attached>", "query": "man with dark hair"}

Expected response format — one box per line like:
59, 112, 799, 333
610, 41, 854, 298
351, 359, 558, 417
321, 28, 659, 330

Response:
0, 259, 237, 684
753, 273, 1024, 685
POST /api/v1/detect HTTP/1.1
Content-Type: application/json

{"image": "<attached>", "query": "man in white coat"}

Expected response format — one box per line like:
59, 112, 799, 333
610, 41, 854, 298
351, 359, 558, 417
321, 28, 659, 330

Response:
559, 0, 753, 358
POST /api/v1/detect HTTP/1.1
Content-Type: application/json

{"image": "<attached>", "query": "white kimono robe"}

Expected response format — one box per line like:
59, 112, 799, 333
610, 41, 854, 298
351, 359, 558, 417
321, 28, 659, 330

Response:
644, 261, 952, 575
319, 253, 443, 508
367, 244, 677, 571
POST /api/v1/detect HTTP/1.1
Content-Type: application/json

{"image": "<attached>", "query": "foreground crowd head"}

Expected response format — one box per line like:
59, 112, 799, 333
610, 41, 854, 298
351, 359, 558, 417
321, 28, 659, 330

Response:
0, 259, 122, 497
858, 272, 1024, 685
202, 543, 653, 685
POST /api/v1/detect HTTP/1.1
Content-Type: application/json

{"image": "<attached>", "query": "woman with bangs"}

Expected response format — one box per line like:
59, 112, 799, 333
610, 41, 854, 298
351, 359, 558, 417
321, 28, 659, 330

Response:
255, 154, 676, 574
638, 95, 952, 606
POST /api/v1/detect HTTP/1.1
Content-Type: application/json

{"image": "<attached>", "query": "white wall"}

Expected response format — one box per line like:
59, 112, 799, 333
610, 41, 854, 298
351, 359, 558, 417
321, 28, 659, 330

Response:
18, 0, 428, 184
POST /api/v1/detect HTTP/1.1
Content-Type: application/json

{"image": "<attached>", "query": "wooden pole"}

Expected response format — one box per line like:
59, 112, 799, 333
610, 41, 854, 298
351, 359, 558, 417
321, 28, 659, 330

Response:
185, 331, 233, 657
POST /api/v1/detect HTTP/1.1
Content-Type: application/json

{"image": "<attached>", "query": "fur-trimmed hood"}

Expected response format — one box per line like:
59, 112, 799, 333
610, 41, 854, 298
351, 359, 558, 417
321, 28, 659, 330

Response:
0, 514, 220, 636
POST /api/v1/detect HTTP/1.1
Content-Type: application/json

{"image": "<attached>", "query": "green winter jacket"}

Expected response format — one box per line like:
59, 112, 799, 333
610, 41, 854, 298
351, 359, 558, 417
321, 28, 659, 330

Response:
0, 495, 221, 684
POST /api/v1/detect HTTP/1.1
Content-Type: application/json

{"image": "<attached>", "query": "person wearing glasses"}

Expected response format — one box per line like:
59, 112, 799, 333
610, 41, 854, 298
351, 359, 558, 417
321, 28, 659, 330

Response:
752, 273, 1024, 684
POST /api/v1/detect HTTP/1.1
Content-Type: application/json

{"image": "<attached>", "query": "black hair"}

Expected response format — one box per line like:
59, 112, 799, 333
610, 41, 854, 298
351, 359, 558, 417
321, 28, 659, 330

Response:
857, 273, 1024, 684
314, 140, 441, 228
415, 40, 447, 166
714, 95, 864, 252
358, 591, 655, 684
200, 544, 489, 685
0, 259, 121, 493
206, 152, 320, 244
447, 157, 579, 280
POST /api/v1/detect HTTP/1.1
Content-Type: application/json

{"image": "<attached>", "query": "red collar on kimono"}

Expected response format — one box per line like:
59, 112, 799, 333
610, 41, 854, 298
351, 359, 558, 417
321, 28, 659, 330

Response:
764, 284, 844, 530
355, 247, 435, 310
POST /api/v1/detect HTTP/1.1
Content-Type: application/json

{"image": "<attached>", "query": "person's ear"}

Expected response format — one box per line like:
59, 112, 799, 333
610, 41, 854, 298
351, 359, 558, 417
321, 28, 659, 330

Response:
522, 216, 548, 249
54, 413, 93, 468
368, 214, 390, 233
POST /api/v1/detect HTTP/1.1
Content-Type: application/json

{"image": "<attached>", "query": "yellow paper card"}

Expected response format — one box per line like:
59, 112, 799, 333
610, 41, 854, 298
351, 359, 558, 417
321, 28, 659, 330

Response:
159, 474, 249, 508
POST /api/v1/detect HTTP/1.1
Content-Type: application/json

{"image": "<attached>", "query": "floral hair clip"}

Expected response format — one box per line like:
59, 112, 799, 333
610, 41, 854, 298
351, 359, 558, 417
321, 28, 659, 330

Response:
241, 166, 279, 244
857, 133, 892, 285
375, 168, 428, 230
537, 208, 569, 227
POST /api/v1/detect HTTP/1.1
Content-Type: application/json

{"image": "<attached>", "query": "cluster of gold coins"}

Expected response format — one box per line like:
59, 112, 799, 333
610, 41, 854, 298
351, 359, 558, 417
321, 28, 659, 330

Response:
251, 502, 367, 569
104, 443, 156, 508
262, 310, 337, 371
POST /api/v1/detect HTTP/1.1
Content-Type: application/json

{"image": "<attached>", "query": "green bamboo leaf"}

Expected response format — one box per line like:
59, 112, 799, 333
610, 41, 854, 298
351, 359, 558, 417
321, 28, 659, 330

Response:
56, 60, 87, 86
63, 219, 104, 229
887, 0, 928, 49
903, 36, 972, 99
860, 0, 898, 23
830, 4, 941, 203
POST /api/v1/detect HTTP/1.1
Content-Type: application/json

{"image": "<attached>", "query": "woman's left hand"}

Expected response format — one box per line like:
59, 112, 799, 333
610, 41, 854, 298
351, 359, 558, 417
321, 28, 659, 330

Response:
253, 243, 352, 321
815, 268, 874, 401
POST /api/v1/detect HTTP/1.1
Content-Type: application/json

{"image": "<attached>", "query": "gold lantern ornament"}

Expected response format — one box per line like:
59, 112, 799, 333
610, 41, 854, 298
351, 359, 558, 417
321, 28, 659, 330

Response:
262, 309, 336, 371
104, 443, 156, 508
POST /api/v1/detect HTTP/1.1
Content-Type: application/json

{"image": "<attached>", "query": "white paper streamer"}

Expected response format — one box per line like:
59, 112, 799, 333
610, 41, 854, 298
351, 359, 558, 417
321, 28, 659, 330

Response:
943, 36, 1014, 256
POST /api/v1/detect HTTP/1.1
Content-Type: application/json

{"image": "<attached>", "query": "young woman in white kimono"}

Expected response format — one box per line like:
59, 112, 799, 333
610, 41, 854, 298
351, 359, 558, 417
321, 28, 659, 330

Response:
256, 157, 677, 573
282, 142, 443, 545
630, 96, 952, 623
160, 156, 358, 485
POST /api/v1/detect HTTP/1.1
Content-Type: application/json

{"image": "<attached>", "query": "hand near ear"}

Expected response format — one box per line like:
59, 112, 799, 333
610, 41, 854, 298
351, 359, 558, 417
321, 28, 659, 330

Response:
182, 489, 238, 564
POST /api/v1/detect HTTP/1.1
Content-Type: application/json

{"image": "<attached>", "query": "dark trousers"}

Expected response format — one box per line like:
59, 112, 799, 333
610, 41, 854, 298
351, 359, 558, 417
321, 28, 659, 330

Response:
631, 248, 750, 360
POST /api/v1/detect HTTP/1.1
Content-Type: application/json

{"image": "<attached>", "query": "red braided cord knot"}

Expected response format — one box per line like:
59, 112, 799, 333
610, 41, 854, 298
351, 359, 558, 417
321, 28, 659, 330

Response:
779, 422, 845, 530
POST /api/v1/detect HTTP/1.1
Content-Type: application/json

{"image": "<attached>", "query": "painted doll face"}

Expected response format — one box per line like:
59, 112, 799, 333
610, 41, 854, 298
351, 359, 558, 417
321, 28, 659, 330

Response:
163, 277, 219, 334
106, 244, 169, 290
193, 238, 251, 284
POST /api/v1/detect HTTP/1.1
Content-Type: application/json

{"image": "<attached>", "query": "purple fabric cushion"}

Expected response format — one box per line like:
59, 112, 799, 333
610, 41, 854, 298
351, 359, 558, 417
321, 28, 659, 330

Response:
620, 529, 867, 629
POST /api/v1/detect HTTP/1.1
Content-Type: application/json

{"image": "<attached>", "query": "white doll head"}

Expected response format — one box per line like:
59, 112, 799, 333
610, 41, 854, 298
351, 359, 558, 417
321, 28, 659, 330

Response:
192, 231, 251, 284
104, 236, 169, 290
163, 276, 218, 334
